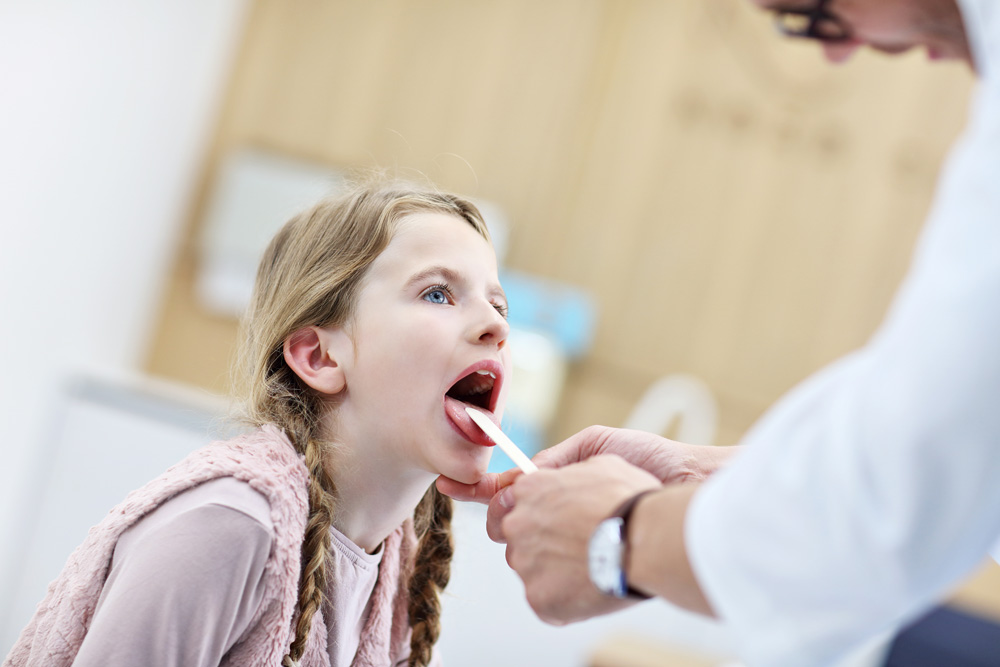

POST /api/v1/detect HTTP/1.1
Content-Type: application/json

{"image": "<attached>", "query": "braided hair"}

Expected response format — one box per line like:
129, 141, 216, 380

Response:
407, 486, 454, 666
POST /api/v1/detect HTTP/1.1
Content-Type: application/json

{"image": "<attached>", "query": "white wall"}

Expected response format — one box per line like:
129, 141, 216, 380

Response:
0, 0, 248, 580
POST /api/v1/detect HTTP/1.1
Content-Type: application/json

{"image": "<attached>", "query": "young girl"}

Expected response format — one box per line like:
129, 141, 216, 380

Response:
6, 178, 511, 667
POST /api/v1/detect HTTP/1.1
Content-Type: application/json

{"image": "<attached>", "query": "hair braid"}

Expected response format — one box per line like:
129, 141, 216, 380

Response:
282, 437, 337, 666
406, 486, 454, 667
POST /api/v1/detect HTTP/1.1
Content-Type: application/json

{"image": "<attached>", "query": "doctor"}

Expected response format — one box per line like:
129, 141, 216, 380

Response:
438, 0, 1000, 664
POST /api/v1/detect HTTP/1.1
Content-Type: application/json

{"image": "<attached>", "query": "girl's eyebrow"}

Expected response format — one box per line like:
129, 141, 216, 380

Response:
404, 265, 507, 302
404, 265, 461, 290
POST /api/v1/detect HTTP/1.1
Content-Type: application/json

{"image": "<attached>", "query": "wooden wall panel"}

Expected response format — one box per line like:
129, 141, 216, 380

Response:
146, 0, 973, 451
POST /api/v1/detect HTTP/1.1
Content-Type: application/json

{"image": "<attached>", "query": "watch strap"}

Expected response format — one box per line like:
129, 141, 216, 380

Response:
611, 488, 658, 600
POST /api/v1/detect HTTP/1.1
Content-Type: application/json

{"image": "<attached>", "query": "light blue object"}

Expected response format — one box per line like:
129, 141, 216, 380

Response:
488, 415, 542, 474
499, 269, 595, 359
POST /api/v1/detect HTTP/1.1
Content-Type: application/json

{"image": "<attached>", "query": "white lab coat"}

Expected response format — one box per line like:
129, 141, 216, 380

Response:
687, 1, 1000, 665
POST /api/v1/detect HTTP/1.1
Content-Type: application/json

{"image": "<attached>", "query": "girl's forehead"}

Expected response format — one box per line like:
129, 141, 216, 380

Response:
393, 210, 484, 237
388, 212, 491, 256
367, 211, 498, 282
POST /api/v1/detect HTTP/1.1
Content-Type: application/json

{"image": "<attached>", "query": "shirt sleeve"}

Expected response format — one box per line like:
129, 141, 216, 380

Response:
686, 17, 1000, 667
72, 485, 274, 667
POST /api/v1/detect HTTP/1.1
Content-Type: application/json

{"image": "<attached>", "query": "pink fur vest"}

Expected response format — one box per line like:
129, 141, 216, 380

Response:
4, 425, 415, 667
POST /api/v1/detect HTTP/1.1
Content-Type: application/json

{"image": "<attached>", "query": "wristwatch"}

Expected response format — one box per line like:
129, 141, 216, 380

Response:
587, 489, 657, 600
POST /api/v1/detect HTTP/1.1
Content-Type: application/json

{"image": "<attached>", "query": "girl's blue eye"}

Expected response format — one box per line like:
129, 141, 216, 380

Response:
423, 287, 451, 305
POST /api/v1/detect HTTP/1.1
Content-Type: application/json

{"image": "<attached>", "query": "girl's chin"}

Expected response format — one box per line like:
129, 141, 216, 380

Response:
444, 457, 492, 486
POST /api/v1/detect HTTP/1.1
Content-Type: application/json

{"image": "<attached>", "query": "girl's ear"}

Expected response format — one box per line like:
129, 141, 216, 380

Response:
283, 326, 348, 395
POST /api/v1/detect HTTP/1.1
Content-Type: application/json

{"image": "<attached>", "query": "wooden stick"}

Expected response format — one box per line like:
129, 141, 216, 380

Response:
465, 407, 538, 474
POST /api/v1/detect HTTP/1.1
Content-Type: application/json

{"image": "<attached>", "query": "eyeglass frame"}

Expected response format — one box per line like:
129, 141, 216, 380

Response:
771, 0, 853, 43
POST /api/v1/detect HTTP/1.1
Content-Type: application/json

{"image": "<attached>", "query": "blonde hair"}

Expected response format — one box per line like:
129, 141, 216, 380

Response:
237, 177, 490, 666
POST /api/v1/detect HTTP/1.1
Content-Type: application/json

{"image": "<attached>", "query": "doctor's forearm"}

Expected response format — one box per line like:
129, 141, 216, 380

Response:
628, 483, 716, 616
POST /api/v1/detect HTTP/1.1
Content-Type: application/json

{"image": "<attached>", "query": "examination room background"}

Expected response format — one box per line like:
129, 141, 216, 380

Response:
1, 1, 997, 666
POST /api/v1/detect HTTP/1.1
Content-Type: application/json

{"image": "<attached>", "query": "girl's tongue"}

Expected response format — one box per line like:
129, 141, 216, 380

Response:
444, 398, 495, 447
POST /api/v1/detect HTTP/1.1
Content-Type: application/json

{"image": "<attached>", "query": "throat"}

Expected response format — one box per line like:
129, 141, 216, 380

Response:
446, 373, 495, 410
325, 448, 437, 553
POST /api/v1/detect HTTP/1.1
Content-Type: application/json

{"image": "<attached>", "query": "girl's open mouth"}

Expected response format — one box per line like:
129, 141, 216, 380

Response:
446, 369, 496, 409
443, 361, 503, 445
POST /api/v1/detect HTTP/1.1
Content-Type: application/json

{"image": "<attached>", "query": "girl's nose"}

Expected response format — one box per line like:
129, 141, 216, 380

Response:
474, 303, 510, 349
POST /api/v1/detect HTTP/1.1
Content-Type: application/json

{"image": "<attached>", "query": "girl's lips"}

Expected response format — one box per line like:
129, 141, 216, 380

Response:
444, 397, 496, 447
443, 358, 505, 446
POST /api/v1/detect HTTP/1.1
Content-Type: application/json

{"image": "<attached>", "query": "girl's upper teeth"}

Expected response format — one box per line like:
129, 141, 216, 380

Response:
476, 370, 496, 378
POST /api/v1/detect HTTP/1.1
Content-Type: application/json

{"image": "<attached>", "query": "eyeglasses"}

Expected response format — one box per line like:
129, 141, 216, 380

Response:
772, 0, 852, 43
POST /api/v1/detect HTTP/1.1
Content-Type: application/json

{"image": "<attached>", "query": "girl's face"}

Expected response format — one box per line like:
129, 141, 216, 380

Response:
328, 212, 511, 484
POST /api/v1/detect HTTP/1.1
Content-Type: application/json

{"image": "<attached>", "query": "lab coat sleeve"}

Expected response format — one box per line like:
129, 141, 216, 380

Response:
686, 22, 1000, 667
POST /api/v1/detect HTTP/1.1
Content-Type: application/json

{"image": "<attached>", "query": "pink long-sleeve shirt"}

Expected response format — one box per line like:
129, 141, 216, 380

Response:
72, 477, 393, 667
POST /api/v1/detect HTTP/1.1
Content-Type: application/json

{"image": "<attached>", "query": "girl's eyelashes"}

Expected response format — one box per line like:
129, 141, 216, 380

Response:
421, 282, 508, 319
422, 283, 454, 305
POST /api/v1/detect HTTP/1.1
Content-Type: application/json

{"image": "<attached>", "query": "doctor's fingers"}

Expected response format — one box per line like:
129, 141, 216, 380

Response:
503, 523, 627, 626
534, 426, 683, 482
532, 425, 617, 469
489, 466, 563, 542
485, 491, 511, 543
501, 513, 549, 581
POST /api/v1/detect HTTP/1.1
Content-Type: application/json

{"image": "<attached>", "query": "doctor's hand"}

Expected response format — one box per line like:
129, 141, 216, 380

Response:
439, 425, 735, 543
436, 466, 523, 542
534, 425, 734, 485
499, 454, 662, 625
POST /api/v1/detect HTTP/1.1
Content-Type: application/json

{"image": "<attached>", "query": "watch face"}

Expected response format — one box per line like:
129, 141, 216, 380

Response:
588, 518, 627, 598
